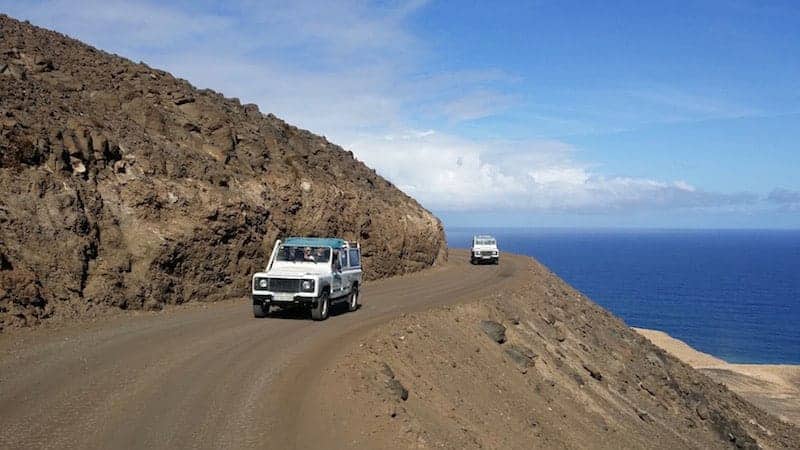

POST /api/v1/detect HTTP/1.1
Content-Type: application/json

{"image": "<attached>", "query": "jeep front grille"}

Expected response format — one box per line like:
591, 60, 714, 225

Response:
480, 251, 494, 256
268, 278, 301, 292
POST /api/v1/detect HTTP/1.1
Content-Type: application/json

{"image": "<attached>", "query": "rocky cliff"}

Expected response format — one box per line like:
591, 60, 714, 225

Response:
0, 15, 447, 330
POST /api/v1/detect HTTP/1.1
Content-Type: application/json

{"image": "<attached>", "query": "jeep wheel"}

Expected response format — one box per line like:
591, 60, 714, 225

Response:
311, 292, 329, 321
348, 286, 360, 312
253, 304, 268, 318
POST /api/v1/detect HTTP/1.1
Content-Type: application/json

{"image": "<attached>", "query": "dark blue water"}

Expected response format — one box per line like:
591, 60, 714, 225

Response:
447, 228, 800, 364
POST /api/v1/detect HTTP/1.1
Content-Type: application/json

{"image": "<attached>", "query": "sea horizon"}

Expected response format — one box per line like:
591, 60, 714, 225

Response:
447, 226, 800, 232
447, 227, 800, 365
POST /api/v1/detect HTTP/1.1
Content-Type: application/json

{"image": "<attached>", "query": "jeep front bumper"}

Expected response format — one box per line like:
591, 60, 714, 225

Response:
471, 254, 499, 264
252, 292, 317, 306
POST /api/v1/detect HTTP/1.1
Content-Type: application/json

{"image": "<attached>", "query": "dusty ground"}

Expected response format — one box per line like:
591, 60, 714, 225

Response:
0, 250, 518, 449
636, 328, 800, 427
308, 256, 800, 449
2, 251, 798, 449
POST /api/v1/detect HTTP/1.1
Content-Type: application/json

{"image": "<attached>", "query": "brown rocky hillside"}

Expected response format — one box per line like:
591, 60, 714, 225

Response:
0, 15, 446, 330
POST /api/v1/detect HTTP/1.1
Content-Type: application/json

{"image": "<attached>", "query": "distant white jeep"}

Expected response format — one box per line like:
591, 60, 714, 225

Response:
470, 234, 499, 265
251, 237, 362, 320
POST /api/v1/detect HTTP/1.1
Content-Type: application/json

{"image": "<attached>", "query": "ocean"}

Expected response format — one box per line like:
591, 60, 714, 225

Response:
447, 228, 800, 364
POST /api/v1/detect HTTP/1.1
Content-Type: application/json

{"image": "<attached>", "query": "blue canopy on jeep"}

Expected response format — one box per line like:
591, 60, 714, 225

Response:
283, 237, 347, 248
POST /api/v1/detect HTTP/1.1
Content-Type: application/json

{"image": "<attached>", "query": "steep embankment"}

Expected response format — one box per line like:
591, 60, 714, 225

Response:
636, 328, 800, 427
0, 15, 446, 330
306, 256, 800, 449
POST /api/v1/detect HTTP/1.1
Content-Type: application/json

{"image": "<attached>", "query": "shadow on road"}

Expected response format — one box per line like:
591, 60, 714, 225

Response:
258, 302, 358, 321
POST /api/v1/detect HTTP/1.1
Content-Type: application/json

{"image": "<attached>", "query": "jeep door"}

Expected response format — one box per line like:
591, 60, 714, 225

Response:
340, 249, 353, 295
342, 249, 358, 294
331, 250, 344, 297
347, 248, 361, 286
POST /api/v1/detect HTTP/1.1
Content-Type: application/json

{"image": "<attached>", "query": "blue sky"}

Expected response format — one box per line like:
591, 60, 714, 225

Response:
3, 0, 799, 227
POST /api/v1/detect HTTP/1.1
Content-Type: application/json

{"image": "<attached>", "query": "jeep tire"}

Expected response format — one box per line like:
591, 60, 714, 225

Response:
311, 291, 330, 321
253, 304, 268, 318
348, 285, 360, 312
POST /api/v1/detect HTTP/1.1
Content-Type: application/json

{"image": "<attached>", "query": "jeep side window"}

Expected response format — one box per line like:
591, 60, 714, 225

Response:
348, 249, 360, 267
332, 251, 341, 271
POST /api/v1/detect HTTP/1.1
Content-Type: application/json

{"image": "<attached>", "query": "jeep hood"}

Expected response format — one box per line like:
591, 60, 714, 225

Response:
265, 264, 329, 277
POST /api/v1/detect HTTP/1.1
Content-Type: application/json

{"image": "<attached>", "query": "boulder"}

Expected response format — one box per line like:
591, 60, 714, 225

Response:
505, 344, 537, 368
480, 320, 506, 344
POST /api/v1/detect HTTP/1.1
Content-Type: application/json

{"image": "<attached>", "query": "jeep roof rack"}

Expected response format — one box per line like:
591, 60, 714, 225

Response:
282, 237, 361, 249
283, 237, 346, 248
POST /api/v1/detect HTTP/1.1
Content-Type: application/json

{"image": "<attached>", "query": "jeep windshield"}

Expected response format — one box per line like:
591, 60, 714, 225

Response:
475, 239, 496, 246
276, 245, 331, 263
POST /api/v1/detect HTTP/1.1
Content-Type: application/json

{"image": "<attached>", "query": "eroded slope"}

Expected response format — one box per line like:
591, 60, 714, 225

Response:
312, 257, 800, 449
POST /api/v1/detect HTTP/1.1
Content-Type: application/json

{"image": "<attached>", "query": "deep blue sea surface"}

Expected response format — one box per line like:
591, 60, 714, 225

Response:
447, 228, 800, 364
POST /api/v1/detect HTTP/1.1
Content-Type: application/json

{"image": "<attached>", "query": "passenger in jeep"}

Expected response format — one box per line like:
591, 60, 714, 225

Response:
277, 245, 330, 263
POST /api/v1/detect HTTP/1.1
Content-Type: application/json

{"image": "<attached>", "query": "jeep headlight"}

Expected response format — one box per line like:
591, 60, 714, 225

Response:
493, 251, 498, 255
257, 278, 268, 289
301, 279, 315, 292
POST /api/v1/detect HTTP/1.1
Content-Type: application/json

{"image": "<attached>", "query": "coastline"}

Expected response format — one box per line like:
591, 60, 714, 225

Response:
634, 327, 800, 426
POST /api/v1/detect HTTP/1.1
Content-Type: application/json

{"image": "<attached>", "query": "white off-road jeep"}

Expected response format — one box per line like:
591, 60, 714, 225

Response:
470, 234, 499, 265
251, 237, 362, 320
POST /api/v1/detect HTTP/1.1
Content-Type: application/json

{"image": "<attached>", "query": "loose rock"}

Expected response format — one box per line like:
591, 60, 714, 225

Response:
505, 344, 537, 368
583, 363, 602, 381
386, 378, 409, 402
637, 409, 653, 423
696, 403, 710, 421
480, 320, 506, 344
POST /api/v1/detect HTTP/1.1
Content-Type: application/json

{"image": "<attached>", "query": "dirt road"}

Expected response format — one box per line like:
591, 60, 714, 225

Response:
0, 250, 529, 449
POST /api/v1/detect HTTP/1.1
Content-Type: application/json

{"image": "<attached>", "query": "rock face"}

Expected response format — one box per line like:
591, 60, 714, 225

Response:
0, 15, 446, 330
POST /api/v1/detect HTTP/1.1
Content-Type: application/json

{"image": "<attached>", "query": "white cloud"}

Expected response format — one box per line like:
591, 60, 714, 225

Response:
527, 167, 589, 185
768, 189, 800, 212
437, 89, 518, 122
344, 131, 755, 213
3, 0, 231, 49
1, 1, 772, 217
